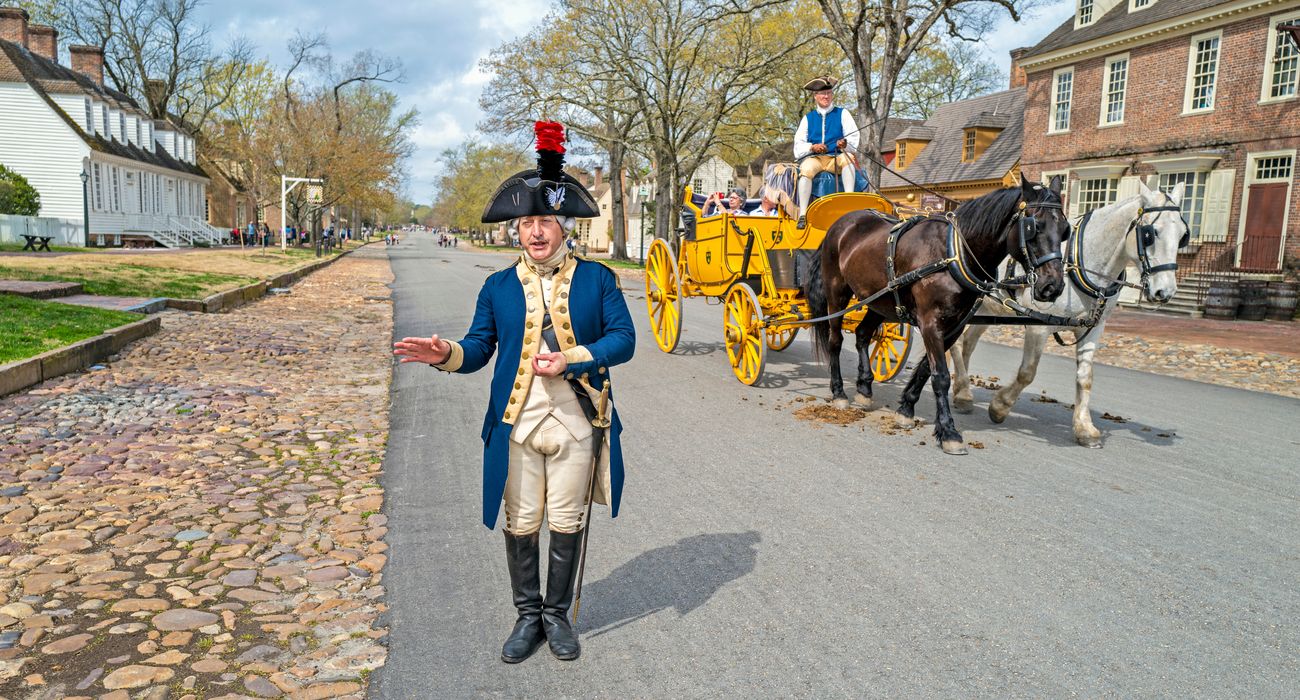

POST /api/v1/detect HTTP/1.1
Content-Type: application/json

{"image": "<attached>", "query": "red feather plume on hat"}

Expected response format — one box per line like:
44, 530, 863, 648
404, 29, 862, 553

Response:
535, 121, 566, 182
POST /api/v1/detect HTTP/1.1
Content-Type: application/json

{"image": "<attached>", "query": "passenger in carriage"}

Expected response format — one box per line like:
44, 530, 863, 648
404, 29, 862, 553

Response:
793, 76, 859, 229
701, 187, 747, 217
747, 191, 780, 216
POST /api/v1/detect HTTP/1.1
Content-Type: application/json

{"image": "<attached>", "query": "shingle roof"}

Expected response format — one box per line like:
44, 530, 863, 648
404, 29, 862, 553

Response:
0, 38, 206, 178
963, 112, 1012, 130
1023, 0, 1225, 59
878, 88, 1024, 190
895, 125, 936, 141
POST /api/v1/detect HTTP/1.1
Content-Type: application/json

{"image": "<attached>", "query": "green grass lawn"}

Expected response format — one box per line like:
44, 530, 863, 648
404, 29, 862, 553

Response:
0, 243, 85, 253
0, 295, 140, 364
0, 263, 256, 298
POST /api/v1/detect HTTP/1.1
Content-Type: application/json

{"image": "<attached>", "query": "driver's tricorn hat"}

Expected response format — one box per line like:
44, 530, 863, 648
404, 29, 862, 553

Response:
481, 121, 599, 223
802, 76, 838, 91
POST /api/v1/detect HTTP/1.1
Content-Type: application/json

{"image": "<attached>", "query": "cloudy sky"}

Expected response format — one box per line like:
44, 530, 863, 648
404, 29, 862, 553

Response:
200, 0, 1073, 203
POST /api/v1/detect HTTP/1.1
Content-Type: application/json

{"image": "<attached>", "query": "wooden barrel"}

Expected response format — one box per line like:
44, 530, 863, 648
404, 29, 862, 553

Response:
1203, 281, 1240, 319
1266, 281, 1299, 321
1237, 280, 1269, 321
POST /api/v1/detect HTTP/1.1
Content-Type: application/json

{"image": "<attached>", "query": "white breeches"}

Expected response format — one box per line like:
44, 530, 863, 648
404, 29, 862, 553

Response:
504, 416, 594, 535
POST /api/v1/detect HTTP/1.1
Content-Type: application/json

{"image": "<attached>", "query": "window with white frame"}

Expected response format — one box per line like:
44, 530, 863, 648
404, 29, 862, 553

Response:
92, 163, 103, 211
1077, 0, 1095, 26
1255, 155, 1294, 180
100, 106, 108, 136
1185, 32, 1221, 112
119, 114, 126, 142
1130, 0, 1153, 9
84, 99, 93, 132
1157, 171, 1208, 239
693, 178, 703, 193
110, 167, 121, 212
1077, 177, 1117, 213
1050, 68, 1074, 132
1101, 55, 1129, 125
1264, 15, 1300, 101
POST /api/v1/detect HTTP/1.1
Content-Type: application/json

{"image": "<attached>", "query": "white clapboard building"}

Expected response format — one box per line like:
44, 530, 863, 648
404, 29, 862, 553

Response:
0, 7, 221, 247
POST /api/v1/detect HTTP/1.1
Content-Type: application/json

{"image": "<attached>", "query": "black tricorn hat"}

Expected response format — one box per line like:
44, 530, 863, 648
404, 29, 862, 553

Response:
802, 76, 838, 92
481, 121, 599, 224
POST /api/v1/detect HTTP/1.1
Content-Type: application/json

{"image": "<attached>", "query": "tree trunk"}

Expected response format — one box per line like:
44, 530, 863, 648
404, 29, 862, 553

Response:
654, 164, 676, 241
609, 142, 628, 260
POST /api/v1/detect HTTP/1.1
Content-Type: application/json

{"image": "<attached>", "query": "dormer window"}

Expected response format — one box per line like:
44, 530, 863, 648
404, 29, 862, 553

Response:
1130, 0, 1153, 10
1078, 0, 1095, 26
962, 130, 976, 162
896, 142, 907, 169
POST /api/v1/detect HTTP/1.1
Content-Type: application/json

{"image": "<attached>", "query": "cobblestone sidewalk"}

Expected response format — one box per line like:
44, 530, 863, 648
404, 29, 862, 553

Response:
978, 314, 1300, 399
0, 248, 394, 699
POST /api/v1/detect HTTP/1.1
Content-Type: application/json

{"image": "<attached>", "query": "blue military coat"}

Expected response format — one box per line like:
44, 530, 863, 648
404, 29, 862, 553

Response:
438, 254, 635, 528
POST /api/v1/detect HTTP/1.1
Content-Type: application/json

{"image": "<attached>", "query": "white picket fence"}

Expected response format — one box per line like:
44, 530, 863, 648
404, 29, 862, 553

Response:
0, 214, 83, 246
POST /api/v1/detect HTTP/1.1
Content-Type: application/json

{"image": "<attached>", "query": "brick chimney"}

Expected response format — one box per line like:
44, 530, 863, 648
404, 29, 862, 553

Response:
28, 24, 56, 61
594, 166, 604, 189
0, 7, 29, 47
1009, 47, 1029, 90
69, 44, 104, 87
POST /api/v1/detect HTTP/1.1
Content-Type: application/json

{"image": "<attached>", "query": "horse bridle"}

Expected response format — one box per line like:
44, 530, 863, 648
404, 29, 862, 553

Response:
1006, 198, 1067, 287
1132, 193, 1191, 277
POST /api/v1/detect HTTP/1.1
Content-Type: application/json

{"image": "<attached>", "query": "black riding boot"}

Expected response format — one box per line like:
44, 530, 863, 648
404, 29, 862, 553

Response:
542, 529, 584, 660
501, 531, 545, 663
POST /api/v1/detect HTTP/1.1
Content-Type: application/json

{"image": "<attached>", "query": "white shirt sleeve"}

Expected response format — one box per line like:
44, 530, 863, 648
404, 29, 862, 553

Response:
842, 109, 859, 152
793, 116, 811, 159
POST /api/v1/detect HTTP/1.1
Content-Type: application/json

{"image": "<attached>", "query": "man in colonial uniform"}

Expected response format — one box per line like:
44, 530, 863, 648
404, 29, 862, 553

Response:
393, 122, 635, 663
793, 76, 859, 228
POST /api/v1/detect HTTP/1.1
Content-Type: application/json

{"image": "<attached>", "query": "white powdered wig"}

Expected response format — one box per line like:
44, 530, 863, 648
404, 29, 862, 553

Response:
509, 215, 576, 237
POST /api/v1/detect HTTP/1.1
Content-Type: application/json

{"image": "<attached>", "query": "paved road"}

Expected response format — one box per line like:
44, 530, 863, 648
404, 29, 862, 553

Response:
373, 233, 1299, 699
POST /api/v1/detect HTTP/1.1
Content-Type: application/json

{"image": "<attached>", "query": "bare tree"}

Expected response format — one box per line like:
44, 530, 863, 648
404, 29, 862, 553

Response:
480, 13, 641, 258
56, 0, 254, 129
892, 38, 1004, 120
570, 0, 820, 240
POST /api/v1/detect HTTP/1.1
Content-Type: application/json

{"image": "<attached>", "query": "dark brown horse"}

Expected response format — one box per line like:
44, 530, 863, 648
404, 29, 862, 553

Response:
804, 177, 1071, 454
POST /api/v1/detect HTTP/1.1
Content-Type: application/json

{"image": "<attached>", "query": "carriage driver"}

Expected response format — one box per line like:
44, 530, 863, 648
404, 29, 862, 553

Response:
392, 121, 635, 664
794, 76, 859, 229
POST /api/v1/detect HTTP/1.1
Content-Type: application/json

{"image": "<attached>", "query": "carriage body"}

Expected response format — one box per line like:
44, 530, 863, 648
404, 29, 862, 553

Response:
644, 183, 912, 385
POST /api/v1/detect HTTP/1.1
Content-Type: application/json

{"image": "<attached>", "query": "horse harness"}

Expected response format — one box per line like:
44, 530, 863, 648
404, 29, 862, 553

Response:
1067, 198, 1189, 301
796, 198, 1096, 332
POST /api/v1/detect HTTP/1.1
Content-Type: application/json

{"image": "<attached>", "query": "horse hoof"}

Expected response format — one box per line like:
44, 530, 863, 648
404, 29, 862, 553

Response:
941, 440, 968, 455
1076, 435, 1103, 449
988, 406, 1007, 424
894, 414, 918, 429
853, 393, 872, 408
953, 399, 973, 414
832, 397, 850, 410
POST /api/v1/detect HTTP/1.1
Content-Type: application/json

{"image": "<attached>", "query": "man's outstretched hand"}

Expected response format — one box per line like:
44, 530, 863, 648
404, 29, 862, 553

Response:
393, 335, 451, 365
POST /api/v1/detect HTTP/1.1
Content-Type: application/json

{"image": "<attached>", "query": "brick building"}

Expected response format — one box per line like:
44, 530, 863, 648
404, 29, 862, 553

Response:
1018, 0, 1300, 281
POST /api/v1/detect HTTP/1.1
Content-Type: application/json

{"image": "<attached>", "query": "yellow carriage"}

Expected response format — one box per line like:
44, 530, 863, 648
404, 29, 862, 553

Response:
643, 186, 913, 385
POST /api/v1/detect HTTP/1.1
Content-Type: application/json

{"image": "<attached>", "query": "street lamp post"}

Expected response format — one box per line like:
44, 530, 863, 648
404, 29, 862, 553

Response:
280, 175, 324, 252
79, 165, 90, 248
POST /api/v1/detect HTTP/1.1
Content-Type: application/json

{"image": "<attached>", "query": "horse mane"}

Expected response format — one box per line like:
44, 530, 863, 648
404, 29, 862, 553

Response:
952, 187, 1022, 237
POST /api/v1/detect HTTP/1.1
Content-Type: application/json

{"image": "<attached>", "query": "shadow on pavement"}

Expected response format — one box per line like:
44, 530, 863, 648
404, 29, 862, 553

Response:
578, 530, 761, 637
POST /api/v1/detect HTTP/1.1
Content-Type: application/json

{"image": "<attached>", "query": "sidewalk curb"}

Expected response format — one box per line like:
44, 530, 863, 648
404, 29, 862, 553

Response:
0, 315, 161, 398
165, 245, 365, 313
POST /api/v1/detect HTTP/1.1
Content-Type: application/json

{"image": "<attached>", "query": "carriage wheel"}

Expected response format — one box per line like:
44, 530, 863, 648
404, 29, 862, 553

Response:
765, 325, 798, 352
723, 284, 766, 385
871, 323, 912, 382
643, 238, 682, 353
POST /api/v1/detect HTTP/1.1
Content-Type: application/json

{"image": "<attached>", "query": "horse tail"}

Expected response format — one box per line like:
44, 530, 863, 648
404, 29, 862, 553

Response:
803, 239, 831, 363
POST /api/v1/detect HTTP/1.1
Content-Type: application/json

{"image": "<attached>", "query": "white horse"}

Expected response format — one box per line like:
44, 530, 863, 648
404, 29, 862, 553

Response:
950, 180, 1188, 447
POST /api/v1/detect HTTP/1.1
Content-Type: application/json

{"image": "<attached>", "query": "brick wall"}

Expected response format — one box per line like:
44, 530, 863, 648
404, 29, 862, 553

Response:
1022, 13, 1300, 277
